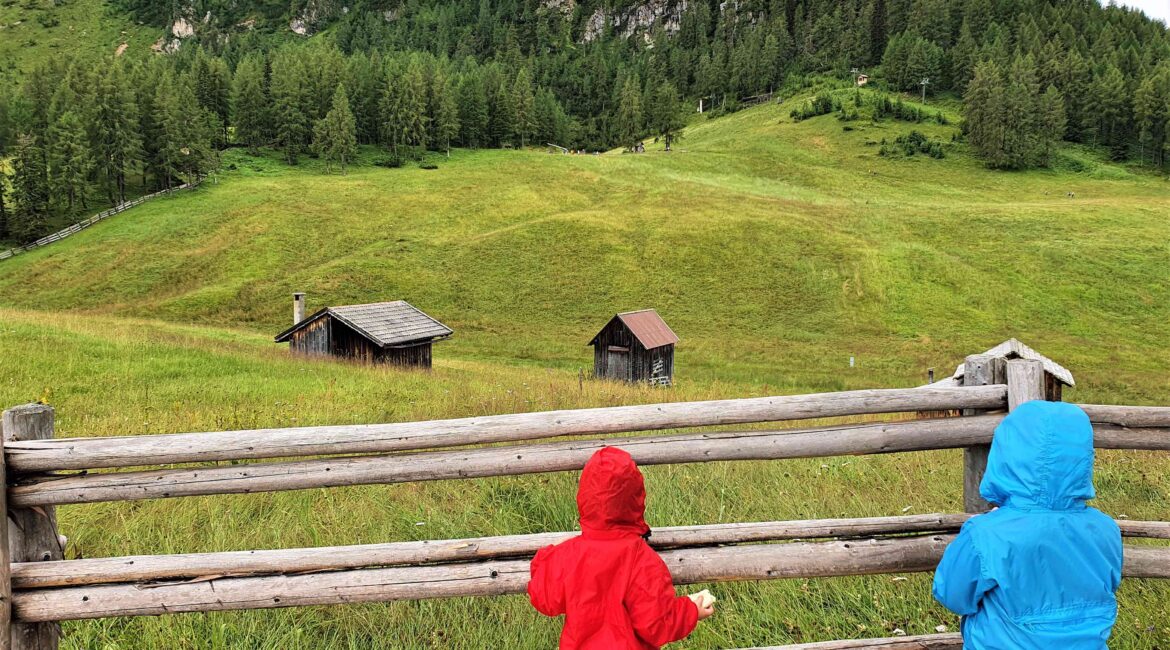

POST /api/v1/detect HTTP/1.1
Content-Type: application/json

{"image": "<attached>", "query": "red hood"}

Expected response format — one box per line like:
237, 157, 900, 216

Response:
577, 447, 651, 538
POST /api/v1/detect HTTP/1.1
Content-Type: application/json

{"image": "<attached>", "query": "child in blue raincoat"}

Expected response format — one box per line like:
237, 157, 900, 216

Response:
933, 400, 1123, 649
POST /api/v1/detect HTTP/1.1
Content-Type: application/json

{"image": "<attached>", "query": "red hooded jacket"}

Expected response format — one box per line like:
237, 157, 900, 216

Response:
528, 447, 699, 649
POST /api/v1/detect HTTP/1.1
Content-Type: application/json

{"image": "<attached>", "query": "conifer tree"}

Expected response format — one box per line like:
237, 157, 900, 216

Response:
964, 59, 1008, 167
617, 74, 643, 150
457, 72, 489, 148
153, 73, 186, 189
0, 167, 9, 240
94, 63, 142, 204
1091, 64, 1129, 159
435, 78, 461, 156
49, 110, 92, 210
1134, 65, 1170, 168
1038, 85, 1067, 166
232, 53, 269, 154
312, 84, 358, 173
512, 67, 536, 148
10, 134, 50, 242
270, 52, 311, 164
1001, 55, 1040, 168
648, 80, 685, 151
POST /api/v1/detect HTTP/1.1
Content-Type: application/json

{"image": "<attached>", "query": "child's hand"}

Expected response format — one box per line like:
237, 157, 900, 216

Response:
688, 590, 716, 620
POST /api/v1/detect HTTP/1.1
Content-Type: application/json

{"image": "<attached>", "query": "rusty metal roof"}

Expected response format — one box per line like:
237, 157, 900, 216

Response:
275, 301, 452, 347
589, 309, 679, 350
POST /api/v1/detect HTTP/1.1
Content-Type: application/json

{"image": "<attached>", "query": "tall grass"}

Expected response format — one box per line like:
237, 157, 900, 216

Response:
0, 93, 1167, 647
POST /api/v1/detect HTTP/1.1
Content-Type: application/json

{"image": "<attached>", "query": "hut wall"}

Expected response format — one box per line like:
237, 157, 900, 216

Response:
592, 322, 674, 384
381, 343, 433, 369
330, 319, 381, 363
290, 317, 331, 356
592, 321, 634, 381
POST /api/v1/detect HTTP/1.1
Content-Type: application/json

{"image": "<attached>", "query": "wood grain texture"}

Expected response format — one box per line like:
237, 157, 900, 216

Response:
11, 538, 1168, 623
11, 514, 1166, 590
10, 535, 955, 623
10, 416, 1003, 507
3, 386, 1008, 473
2, 405, 60, 650
10, 514, 971, 588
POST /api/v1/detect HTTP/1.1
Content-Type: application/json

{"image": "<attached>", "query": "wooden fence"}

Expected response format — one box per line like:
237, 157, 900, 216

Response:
0, 178, 202, 262
1, 352, 1168, 648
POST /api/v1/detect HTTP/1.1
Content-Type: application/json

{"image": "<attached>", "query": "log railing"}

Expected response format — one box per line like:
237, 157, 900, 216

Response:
1, 355, 1168, 648
0, 178, 202, 262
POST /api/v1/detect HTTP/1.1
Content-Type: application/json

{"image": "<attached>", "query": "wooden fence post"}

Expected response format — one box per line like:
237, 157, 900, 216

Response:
0, 421, 11, 650
960, 355, 1005, 513
1006, 359, 1047, 409
2, 405, 60, 650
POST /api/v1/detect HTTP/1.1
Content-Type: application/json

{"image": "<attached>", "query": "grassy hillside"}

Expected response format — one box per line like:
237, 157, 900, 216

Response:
0, 94, 1168, 647
0, 0, 158, 76
2, 93, 1168, 396
1, 308, 1167, 649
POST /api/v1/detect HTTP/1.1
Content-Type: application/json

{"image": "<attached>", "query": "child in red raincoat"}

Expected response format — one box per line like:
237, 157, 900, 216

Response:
528, 447, 714, 649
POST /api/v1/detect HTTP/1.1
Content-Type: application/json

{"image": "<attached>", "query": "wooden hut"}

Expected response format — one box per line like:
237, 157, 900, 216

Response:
275, 297, 452, 368
588, 309, 678, 385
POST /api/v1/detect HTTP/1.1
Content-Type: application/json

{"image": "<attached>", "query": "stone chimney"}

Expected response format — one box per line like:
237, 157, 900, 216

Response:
293, 292, 305, 325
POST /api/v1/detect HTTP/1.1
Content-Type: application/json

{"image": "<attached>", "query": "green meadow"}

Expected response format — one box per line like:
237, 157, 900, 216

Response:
0, 0, 159, 76
1, 93, 1168, 647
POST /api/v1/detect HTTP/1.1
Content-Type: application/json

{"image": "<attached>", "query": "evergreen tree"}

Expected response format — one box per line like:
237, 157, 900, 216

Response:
1037, 85, 1067, 166
457, 71, 489, 148
485, 65, 515, 147
10, 134, 50, 242
270, 51, 311, 164
616, 74, 643, 150
48, 110, 92, 210
94, 63, 142, 204
153, 73, 187, 189
232, 53, 269, 154
1134, 65, 1170, 168
313, 84, 359, 173
1001, 55, 1040, 168
0, 167, 8, 240
193, 49, 231, 141
1091, 64, 1129, 159
512, 67, 536, 148
435, 78, 461, 156
964, 59, 1008, 167
648, 80, 685, 151
950, 20, 979, 91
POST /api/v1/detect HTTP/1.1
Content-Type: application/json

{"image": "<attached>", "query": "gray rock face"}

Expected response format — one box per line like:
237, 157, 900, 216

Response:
581, 0, 687, 43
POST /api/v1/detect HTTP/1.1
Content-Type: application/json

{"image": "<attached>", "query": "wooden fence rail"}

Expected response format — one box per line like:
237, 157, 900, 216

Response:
10, 536, 1170, 623
10, 514, 1167, 590
12, 417, 1169, 508
0, 178, 202, 262
4, 385, 1008, 472
0, 353, 1167, 649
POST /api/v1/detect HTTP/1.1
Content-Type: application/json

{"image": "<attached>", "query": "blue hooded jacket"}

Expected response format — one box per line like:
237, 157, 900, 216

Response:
932, 400, 1123, 649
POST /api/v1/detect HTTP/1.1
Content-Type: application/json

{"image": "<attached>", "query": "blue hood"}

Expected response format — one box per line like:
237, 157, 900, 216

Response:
980, 400, 1096, 510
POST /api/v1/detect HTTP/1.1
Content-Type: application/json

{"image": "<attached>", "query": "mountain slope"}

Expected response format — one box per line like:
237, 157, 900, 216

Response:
1, 95, 1168, 393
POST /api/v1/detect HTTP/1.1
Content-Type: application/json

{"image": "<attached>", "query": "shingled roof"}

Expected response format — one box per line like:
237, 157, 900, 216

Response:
589, 309, 679, 350
275, 301, 452, 347
923, 338, 1075, 388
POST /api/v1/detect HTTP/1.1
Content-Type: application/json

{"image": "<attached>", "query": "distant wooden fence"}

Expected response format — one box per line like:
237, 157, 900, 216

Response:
1, 350, 1168, 648
0, 178, 202, 262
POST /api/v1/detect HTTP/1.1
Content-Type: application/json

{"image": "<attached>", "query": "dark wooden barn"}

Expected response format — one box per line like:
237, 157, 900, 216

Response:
588, 309, 678, 385
275, 299, 452, 368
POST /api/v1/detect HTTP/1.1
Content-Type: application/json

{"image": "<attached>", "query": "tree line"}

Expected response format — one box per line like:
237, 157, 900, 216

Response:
3, 0, 1170, 241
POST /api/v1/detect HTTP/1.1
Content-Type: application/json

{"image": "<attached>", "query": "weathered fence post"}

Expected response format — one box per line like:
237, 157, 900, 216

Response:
1006, 359, 1047, 410
0, 421, 11, 650
2, 405, 61, 650
961, 354, 1005, 513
